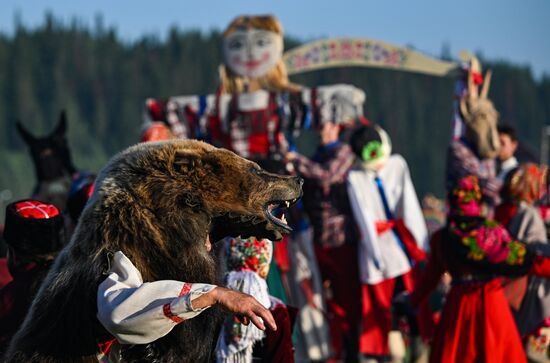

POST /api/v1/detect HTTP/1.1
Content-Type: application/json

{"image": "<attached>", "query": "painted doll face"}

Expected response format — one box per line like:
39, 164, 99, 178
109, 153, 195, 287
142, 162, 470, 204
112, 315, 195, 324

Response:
223, 28, 283, 79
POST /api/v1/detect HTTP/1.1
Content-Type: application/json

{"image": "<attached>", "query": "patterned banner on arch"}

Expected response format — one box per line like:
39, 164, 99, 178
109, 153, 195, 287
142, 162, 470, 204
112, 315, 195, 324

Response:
283, 38, 458, 77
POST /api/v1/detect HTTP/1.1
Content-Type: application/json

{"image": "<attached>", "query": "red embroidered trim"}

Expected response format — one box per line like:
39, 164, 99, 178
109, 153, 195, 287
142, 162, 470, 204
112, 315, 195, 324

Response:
98, 338, 116, 355
179, 282, 192, 296
163, 303, 184, 324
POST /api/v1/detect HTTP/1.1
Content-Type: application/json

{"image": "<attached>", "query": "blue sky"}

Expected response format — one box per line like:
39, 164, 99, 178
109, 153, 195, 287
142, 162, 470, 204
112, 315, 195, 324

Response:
1, 0, 549, 78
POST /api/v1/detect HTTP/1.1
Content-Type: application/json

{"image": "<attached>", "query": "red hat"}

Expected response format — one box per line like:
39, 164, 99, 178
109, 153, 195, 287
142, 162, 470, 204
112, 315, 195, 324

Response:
3, 200, 65, 255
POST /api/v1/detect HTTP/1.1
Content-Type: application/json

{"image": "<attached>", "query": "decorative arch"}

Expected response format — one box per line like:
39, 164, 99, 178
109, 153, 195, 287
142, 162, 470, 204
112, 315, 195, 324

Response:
283, 37, 458, 77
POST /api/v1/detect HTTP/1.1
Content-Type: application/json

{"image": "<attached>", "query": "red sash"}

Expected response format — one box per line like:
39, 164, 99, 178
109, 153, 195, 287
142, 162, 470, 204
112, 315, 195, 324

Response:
375, 219, 426, 263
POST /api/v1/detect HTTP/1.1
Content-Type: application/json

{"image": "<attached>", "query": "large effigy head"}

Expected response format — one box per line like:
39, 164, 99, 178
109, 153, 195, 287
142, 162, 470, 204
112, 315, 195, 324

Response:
220, 15, 300, 93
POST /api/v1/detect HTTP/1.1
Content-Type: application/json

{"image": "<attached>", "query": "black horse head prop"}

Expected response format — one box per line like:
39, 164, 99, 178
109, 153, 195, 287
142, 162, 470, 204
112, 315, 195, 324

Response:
17, 111, 76, 182
17, 111, 77, 209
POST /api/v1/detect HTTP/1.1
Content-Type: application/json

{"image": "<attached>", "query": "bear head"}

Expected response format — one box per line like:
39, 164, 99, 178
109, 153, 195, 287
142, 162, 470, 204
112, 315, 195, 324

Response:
89, 139, 302, 281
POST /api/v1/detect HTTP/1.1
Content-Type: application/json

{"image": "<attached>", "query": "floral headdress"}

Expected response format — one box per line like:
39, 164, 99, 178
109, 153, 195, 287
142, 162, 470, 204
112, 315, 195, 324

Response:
450, 175, 482, 216
216, 237, 273, 362
226, 237, 273, 278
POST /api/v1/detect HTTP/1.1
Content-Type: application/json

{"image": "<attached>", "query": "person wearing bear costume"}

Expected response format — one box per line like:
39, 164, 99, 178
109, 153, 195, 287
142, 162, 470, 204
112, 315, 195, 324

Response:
5, 140, 302, 363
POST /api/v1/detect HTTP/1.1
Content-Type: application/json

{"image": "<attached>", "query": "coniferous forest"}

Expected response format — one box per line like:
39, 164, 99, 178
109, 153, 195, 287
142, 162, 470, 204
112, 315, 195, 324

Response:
1, 14, 549, 216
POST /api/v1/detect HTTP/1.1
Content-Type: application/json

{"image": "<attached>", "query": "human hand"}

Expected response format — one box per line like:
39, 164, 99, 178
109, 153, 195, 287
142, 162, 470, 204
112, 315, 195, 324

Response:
212, 287, 277, 331
285, 151, 298, 162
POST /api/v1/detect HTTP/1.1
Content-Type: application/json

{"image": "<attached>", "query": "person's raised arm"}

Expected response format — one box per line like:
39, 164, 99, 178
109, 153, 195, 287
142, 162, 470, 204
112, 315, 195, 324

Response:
97, 252, 275, 345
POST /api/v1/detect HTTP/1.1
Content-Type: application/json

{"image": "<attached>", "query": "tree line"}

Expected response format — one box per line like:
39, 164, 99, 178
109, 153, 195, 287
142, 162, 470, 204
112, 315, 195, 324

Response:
1, 14, 549, 216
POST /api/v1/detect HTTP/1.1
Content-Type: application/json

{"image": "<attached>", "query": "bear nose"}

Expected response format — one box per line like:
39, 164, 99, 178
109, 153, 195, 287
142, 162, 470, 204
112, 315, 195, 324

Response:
295, 177, 304, 187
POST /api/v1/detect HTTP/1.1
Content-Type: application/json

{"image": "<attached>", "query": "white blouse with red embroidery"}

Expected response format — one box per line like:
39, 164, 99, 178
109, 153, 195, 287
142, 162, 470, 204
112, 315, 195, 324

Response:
97, 251, 216, 345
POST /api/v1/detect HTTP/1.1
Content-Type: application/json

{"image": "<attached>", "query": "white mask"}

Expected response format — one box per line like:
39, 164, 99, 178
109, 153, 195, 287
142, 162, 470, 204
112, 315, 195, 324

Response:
223, 29, 283, 79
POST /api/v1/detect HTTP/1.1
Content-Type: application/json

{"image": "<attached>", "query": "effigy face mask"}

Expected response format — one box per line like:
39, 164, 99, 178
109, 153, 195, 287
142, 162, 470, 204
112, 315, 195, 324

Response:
223, 29, 283, 79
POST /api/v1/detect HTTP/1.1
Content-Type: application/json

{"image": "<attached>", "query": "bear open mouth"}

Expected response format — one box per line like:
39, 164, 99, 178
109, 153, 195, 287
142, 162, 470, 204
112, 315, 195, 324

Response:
264, 197, 299, 233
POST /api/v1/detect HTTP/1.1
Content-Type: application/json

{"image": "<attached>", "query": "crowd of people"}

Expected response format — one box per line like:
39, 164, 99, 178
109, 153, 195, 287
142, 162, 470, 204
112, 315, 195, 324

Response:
1, 13, 550, 363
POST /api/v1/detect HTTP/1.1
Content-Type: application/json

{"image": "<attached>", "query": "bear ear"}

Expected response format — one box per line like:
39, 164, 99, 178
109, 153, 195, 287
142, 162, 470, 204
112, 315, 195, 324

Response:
53, 110, 67, 136
16, 120, 36, 145
174, 150, 202, 173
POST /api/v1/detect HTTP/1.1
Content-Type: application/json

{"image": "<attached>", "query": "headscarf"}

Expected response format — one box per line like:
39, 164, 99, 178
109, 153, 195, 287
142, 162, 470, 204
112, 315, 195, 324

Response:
501, 163, 547, 205
448, 175, 482, 217
216, 237, 273, 363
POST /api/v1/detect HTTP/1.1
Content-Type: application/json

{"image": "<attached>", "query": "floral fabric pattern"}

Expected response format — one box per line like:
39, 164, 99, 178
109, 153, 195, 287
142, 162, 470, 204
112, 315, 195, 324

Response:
449, 219, 527, 266
451, 175, 482, 216
226, 237, 273, 278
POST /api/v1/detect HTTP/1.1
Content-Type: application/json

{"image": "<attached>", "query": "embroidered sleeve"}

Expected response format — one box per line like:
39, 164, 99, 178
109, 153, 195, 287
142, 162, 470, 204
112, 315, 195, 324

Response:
97, 251, 216, 344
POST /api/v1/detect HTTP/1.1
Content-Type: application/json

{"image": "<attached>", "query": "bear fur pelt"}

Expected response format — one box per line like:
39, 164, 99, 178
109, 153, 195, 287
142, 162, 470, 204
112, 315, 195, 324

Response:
5, 140, 302, 363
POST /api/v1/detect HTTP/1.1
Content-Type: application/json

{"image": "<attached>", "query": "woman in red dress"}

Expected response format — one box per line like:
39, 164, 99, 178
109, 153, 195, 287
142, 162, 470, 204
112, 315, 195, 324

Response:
409, 175, 550, 363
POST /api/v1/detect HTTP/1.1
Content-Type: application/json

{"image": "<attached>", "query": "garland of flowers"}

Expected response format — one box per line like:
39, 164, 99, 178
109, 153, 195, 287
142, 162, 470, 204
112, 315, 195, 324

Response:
449, 219, 527, 266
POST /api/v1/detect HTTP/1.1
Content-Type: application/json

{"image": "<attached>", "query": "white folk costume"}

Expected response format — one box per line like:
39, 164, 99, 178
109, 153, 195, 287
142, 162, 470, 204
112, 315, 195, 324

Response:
348, 154, 428, 284
96, 252, 216, 362
347, 125, 428, 359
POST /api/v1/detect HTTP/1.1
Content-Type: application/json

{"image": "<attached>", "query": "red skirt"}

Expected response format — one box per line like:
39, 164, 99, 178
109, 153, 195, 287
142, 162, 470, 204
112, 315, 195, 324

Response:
430, 278, 526, 363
